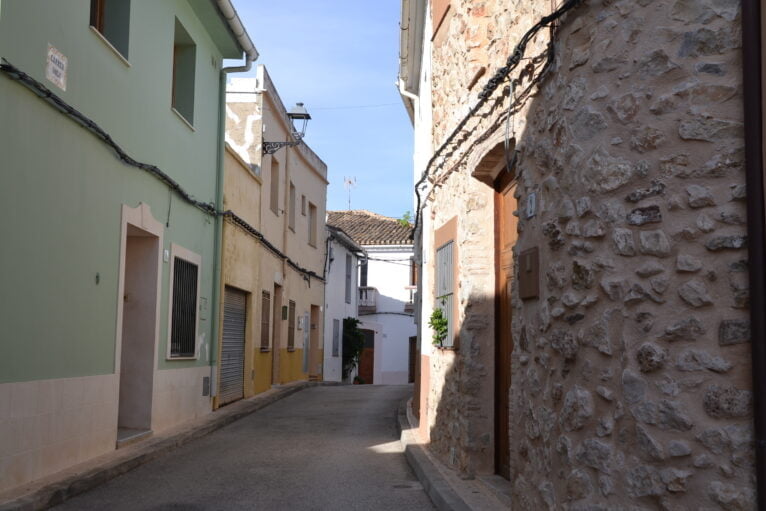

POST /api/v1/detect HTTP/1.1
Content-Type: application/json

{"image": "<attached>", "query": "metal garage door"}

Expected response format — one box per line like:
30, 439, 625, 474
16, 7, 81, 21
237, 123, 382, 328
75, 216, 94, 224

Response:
220, 287, 246, 406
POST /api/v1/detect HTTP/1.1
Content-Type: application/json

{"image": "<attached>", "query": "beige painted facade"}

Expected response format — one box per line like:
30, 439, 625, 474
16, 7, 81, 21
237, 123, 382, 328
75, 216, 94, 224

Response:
225, 66, 327, 388
402, 0, 754, 508
215, 146, 265, 404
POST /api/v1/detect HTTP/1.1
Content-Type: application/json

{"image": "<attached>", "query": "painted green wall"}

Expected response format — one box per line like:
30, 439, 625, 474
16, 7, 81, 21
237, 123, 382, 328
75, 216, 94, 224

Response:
0, 0, 237, 382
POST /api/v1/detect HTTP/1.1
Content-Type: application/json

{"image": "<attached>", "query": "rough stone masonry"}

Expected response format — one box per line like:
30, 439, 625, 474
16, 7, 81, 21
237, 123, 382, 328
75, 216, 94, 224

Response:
423, 0, 753, 508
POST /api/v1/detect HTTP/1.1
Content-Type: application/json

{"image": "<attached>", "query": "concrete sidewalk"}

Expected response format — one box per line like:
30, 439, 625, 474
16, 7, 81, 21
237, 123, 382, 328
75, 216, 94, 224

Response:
397, 399, 511, 511
0, 381, 326, 511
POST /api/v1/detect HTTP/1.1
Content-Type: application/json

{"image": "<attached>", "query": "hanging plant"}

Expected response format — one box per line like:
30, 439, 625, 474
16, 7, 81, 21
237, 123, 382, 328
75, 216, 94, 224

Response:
428, 305, 449, 347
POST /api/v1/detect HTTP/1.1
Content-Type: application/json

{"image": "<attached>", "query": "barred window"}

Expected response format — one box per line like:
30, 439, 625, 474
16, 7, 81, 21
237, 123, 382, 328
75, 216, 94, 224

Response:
170, 257, 198, 357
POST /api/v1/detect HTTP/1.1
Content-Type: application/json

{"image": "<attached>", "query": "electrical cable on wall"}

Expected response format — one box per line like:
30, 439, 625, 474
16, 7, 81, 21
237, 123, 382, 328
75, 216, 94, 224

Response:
412, 0, 584, 232
0, 58, 323, 284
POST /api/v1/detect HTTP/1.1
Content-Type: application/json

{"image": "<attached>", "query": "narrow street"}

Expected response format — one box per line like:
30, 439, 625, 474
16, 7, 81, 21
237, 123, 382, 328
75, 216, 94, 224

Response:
53, 386, 434, 511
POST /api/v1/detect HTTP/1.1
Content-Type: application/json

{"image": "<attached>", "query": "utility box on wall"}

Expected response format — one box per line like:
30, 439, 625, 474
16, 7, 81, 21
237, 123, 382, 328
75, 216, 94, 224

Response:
518, 247, 539, 300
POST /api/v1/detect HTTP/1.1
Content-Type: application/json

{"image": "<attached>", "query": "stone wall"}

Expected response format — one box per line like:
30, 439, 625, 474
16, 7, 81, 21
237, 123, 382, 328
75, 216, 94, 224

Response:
423, 0, 753, 507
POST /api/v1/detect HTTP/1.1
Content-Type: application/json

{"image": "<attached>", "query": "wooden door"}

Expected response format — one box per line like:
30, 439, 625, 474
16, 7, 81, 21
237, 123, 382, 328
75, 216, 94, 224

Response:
494, 171, 516, 480
358, 328, 375, 384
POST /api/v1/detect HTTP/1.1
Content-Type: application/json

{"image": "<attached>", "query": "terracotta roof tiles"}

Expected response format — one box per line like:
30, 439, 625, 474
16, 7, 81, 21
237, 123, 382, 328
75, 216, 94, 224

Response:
326, 210, 413, 246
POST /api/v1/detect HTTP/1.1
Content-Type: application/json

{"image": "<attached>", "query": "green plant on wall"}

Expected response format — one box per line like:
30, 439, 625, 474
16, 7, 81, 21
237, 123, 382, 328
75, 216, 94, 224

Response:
428, 303, 449, 347
342, 317, 365, 379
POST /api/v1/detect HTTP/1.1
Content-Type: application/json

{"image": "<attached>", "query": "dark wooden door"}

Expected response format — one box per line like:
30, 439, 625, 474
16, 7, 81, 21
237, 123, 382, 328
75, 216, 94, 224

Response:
494, 171, 516, 480
408, 336, 417, 383
358, 329, 375, 384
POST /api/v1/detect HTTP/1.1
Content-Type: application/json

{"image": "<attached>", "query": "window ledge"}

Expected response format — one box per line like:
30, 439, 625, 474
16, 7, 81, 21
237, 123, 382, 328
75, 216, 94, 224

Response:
166, 355, 198, 361
287, 347, 296, 352
89, 26, 130, 67
171, 107, 195, 131
260, 347, 271, 353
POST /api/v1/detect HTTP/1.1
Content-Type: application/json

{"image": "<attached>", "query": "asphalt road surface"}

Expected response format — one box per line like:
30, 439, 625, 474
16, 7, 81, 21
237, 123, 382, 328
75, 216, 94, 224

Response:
53, 384, 434, 511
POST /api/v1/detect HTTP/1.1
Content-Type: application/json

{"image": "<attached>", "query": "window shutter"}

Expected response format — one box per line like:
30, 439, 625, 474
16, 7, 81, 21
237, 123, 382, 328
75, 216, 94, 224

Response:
287, 300, 296, 350
260, 291, 271, 349
436, 241, 454, 348
360, 259, 368, 287
345, 254, 352, 304
332, 319, 340, 357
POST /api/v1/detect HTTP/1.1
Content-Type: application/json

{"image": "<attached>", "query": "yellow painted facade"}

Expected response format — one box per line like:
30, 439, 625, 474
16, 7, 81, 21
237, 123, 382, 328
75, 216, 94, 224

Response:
223, 65, 327, 400
215, 145, 264, 408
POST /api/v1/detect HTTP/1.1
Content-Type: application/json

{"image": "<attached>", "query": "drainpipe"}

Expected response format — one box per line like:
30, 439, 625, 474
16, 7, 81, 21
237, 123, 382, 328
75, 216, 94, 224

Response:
741, 0, 766, 507
210, 0, 258, 406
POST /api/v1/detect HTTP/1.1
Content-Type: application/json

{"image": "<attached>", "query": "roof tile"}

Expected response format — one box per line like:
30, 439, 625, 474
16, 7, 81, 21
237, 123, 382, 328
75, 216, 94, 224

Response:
327, 210, 413, 246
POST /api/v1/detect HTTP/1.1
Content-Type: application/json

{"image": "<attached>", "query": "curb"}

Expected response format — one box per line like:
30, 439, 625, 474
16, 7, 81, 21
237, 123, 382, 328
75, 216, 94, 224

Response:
396, 400, 472, 511
0, 381, 333, 511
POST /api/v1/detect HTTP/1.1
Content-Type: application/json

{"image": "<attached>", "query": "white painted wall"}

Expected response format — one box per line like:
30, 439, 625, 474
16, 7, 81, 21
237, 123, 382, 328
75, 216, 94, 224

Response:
322, 235, 359, 382
361, 245, 417, 384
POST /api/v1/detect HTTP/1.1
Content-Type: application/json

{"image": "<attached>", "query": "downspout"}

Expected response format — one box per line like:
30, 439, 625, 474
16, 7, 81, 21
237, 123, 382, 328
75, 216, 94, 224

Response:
742, 0, 766, 507
398, 78, 418, 123
211, 0, 258, 406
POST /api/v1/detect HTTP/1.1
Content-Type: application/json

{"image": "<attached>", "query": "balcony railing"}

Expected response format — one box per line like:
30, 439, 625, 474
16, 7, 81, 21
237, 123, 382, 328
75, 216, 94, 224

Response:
359, 286, 378, 314
404, 286, 416, 313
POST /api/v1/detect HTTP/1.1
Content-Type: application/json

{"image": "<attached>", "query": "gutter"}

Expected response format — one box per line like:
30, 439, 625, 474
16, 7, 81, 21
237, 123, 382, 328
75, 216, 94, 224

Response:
741, 0, 766, 507
211, 0, 257, 405
215, 0, 259, 72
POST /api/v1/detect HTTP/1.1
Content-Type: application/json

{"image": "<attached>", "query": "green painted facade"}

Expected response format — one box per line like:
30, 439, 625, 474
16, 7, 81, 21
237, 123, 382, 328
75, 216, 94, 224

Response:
0, 1, 243, 383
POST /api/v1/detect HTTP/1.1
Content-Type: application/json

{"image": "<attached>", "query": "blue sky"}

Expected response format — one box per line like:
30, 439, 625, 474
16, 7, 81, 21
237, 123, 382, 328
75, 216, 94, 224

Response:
229, 1, 414, 219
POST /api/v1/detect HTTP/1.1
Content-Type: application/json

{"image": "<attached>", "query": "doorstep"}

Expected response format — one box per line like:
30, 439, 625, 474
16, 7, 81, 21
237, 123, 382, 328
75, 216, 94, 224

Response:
397, 399, 509, 511
116, 428, 153, 449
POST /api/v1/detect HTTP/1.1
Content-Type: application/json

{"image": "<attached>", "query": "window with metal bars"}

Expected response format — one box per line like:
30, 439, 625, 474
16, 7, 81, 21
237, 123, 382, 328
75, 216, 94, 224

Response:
260, 291, 271, 350
170, 257, 198, 357
287, 300, 296, 350
435, 241, 454, 348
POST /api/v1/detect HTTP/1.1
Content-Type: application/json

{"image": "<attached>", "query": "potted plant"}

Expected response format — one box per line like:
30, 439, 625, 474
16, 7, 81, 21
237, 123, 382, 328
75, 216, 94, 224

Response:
428, 305, 449, 348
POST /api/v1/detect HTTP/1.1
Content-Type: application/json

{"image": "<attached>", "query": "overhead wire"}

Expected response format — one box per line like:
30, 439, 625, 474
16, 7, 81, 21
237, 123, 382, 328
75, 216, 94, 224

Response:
412, 0, 584, 233
0, 57, 324, 283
